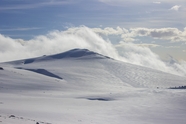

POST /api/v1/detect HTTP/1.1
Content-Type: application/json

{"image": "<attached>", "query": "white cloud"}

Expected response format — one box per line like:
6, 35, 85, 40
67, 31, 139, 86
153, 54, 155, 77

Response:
92, 27, 126, 35
92, 27, 136, 42
0, 26, 186, 76
116, 42, 170, 69
170, 5, 181, 11
0, 27, 121, 63
92, 27, 186, 42
115, 41, 160, 48
134, 43, 160, 47
116, 42, 186, 76
153, 2, 161, 4
130, 27, 186, 42
115, 42, 160, 48
165, 46, 180, 48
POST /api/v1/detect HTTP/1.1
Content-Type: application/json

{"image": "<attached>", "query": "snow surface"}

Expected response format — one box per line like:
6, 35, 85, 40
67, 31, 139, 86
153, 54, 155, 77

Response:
0, 48, 186, 124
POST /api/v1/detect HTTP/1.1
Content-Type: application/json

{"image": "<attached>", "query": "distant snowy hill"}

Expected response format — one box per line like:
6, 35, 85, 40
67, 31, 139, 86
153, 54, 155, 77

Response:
3, 48, 186, 89
0, 49, 186, 124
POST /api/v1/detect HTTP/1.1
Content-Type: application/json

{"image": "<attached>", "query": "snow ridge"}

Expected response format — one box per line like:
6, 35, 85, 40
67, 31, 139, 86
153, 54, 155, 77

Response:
6, 48, 111, 65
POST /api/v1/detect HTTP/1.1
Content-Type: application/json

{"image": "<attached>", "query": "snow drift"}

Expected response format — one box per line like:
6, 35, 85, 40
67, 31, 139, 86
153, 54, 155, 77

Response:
0, 49, 186, 124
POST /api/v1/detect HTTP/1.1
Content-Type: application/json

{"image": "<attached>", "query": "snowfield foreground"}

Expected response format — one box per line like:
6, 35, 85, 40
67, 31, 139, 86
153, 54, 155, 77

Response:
0, 49, 186, 124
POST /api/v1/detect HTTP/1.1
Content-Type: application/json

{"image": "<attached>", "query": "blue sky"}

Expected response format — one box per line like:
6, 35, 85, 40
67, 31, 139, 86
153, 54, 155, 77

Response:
0, 0, 186, 62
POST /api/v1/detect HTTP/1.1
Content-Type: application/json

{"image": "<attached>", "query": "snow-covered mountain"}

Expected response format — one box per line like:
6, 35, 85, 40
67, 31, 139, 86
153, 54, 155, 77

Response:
0, 49, 186, 124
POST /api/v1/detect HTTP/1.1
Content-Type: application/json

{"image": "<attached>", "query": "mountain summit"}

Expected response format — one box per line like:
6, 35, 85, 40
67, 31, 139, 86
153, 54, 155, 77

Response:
45, 48, 109, 59
7, 49, 110, 65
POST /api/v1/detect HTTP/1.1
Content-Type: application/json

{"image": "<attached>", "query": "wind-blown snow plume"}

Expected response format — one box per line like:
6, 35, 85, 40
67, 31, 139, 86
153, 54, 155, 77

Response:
0, 27, 121, 62
0, 26, 186, 76
116, 42, 186, 76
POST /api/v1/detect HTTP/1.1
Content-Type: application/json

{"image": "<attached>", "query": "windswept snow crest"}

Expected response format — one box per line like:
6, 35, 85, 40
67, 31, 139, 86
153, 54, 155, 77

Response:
5, 48, 111, 65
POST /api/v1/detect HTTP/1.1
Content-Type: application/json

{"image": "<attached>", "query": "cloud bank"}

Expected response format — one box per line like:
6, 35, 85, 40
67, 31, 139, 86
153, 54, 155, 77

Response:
0, 26, 186, 76
93, 27, 186, 42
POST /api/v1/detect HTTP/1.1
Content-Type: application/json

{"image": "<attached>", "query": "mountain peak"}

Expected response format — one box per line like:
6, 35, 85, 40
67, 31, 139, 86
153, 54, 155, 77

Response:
49, 48, 99, 59
7, 49, 110, 65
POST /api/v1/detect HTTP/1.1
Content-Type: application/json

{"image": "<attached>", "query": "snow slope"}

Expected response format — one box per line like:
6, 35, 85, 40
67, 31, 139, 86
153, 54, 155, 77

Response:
0, 48, 186, 124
